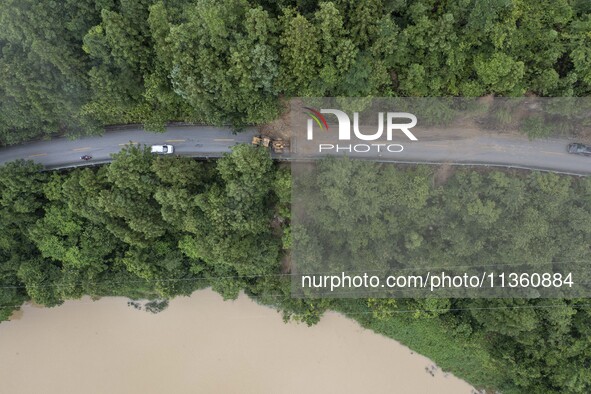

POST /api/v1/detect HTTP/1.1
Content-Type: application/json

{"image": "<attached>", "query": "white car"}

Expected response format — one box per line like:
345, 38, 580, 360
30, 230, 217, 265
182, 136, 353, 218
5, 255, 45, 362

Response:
150, 144, 174, 154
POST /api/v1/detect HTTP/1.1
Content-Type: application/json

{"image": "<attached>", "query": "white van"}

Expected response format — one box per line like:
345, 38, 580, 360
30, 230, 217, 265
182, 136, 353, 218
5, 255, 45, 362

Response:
150, 144, 174, 154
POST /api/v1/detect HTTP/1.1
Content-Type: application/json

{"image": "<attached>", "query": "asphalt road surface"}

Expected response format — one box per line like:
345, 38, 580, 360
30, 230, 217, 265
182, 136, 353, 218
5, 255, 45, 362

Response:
295, 132, 591, 176
0, 126, 256, 170
0, 126, 589, 176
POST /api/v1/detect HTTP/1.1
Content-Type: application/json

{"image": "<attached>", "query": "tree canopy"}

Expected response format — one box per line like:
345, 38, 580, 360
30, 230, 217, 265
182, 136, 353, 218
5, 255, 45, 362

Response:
2, 0, 591, 144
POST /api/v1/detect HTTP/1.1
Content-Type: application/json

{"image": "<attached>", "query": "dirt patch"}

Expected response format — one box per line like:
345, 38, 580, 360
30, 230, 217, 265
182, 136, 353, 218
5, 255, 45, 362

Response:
280, 252, 292, 274
259, 97, 291, 141
433, 163, 455, 186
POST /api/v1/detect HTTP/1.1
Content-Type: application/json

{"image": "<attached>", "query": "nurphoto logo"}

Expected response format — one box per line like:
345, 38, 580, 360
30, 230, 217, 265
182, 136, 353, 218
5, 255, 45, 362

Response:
303, 107, 418, 154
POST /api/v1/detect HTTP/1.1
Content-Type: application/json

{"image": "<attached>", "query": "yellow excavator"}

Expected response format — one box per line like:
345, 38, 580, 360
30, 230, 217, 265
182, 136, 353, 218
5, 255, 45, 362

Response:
271, 139, 287, 153
251, 135, 271, 147
252, 135, 289, 153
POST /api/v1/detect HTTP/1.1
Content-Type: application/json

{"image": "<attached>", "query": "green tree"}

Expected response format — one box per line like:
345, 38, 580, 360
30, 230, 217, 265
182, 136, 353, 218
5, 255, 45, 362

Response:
0, 0, 100, 144
167, 0, 280, 126
278, 9, 321, 95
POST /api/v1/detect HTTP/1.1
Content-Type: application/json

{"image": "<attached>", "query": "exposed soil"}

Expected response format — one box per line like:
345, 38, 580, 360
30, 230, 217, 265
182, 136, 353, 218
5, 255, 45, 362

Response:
280, 252, 292, 274
258, 98, 291, 141
433, 163, 455, 187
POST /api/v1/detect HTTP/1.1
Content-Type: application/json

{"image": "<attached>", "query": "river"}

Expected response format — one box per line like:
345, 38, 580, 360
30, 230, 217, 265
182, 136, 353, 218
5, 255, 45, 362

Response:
0, 289, 475, 393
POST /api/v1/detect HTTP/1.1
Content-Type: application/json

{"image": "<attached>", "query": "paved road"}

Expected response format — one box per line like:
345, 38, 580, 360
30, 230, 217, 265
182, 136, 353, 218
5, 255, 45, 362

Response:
0, 126, 256, 170
295, 131, 591, 176
403, 134, 590, 175
0, 126, 589, 176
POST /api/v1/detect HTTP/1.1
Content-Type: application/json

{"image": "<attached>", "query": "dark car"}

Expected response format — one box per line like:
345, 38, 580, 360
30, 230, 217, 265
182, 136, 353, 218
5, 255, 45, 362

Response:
567, 143, 591, 156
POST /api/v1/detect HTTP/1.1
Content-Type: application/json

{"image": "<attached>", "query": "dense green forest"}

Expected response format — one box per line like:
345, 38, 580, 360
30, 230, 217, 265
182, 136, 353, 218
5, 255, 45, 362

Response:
293, 157, 591, 298
2, 0, 591, 393
1, 147, 590, 393
2, 0, 591, 144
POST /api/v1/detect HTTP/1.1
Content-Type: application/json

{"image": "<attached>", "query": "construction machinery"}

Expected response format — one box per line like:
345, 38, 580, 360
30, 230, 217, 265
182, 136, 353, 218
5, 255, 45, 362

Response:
252, 135, 289, 153
251, 135, 271, 147
271, 138, 289, 154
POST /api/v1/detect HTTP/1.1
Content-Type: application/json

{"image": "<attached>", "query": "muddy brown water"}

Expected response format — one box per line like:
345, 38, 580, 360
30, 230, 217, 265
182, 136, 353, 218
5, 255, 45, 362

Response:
0, 289, 475, 393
